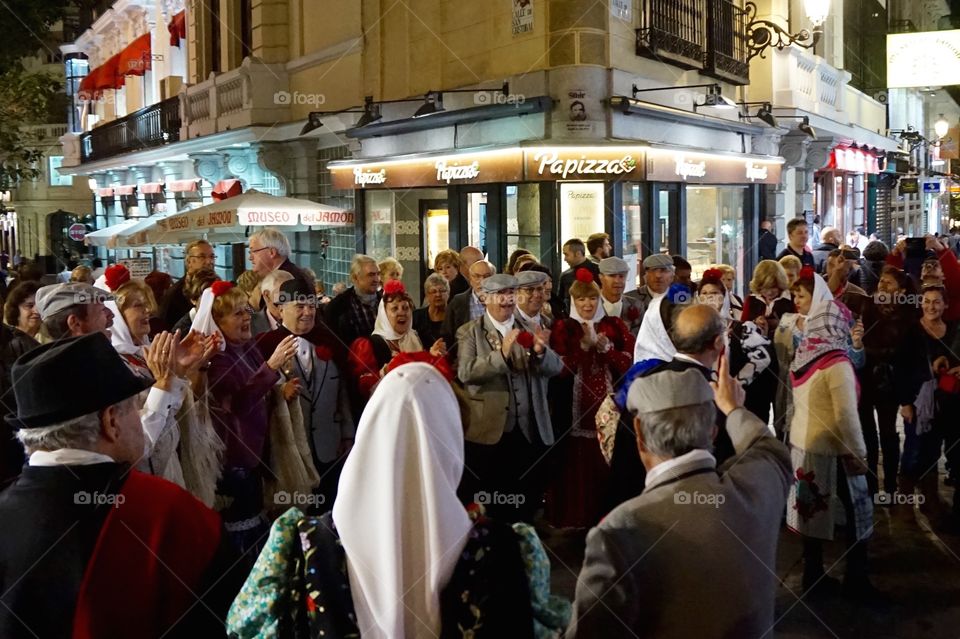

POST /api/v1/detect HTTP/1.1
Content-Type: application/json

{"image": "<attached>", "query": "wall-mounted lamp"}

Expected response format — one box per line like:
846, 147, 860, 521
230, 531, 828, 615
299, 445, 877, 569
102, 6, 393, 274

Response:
777, 115, 817, 139
739, 101, 778, 127
744, 0, 830, 62
935, 114, 950, 139
631, 83, 736, 110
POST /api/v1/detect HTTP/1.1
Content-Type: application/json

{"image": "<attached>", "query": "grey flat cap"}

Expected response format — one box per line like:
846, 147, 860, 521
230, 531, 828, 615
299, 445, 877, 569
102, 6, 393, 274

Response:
35, 283, 114, 321
599, 256, 629, 275
481, 274, 519, 294
627, 368, 714, 415
643, 254, 675, 270
515, 270, 548, 288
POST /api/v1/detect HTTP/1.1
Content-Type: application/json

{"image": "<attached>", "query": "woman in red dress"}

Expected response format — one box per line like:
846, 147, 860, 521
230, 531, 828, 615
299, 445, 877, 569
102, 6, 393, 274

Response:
547, 268, 635, 528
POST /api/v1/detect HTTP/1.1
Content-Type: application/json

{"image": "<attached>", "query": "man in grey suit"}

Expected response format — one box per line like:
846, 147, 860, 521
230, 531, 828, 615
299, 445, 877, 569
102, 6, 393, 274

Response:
442, 259, 495, 364
257, 280, 355, 511
598, 256, 644, 336
457, 274, 562, 522
624, 253, 675, 327
514, 270, 552, 331
566, 356, 792, 638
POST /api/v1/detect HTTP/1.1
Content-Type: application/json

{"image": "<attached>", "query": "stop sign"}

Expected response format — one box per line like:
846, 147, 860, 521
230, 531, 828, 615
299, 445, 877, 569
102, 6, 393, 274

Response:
68, 223, 87, 242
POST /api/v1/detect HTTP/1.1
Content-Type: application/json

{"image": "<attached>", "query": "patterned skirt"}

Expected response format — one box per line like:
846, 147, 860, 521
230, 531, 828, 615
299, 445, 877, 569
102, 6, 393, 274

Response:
786, 446, 874, 542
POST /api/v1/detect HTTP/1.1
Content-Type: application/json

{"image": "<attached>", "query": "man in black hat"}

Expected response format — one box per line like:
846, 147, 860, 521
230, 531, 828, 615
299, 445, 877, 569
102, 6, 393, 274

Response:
0, 333, 244, 639
256, 279, 354, 510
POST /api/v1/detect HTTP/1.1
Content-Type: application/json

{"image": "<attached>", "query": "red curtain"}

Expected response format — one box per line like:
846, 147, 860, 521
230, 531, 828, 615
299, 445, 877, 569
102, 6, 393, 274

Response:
169, 11, 186, 47
119, 33, 152, 77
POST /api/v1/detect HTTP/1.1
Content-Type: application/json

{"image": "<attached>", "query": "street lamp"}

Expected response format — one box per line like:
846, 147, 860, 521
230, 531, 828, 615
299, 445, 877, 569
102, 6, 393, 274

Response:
935, 114, 950, 139
745, 0, 831, 62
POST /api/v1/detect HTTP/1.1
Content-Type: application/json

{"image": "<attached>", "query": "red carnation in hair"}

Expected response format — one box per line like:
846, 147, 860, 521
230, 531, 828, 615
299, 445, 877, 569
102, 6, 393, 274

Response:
103, 264, 130, 291
575, 267, 594, 284
701, 268, 725, 283
798, 266, 816, 281
516, 331, 535, 349
384, 351, 455, 382
211, 280, 234, 297
383, 280, 406, 296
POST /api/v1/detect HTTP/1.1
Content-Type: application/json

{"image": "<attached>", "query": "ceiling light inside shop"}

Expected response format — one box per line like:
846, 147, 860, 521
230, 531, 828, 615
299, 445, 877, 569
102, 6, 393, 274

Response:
935, 114, 950, 139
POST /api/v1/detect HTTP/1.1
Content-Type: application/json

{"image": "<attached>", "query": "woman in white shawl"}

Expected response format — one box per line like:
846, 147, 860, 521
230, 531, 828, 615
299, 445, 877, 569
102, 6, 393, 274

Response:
348, 279, 446, 399
108, 280, 221, 502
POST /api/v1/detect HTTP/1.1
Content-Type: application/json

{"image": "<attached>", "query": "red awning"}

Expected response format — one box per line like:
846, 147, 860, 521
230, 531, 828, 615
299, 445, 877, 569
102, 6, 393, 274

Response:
211, 178, 242, 201
93, 54, 124, 92
169, 11, 186, 47
78, 68, 99, 101
140, 182, 164, 194
97, 188, 114, 197
114, 185, 137, 196
167, 179, 199, 192
119, 33, 152, 77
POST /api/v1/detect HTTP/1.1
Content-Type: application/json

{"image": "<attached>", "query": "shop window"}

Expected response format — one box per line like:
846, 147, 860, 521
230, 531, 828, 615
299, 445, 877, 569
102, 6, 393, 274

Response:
559, 183, 605, 244
505, 184, 541, 259
465, 192, 488, 255
364, 191, 396, 261
621, 182, 645, 290
685, 186, 746, 290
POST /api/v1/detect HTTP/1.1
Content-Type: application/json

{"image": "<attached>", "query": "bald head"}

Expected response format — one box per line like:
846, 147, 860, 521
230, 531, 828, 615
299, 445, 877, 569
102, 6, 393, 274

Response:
459, 246, 484, 275
670, 304, 725, 361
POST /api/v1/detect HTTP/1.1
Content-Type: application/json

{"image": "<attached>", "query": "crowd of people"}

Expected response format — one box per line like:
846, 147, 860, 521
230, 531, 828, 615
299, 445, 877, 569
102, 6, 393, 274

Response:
0, 220, 957, 637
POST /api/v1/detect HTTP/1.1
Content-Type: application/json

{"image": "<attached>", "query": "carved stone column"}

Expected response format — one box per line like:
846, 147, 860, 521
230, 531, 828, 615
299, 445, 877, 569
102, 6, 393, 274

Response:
190, 152, 230, 203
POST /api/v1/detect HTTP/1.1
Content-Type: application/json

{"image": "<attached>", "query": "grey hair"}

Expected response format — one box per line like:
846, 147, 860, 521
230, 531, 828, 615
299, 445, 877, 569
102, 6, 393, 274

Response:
261, 269, 294, 302
670, 308, 724, 354
250, 228, 290, 258
423, 272, 450, 295
350, 254, 377, 280
636, 401, 715, 458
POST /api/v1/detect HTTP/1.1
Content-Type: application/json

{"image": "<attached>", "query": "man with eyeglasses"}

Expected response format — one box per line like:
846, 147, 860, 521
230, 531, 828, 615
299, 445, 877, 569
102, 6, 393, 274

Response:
247, 228, 314, 295
159, 240, 215, 329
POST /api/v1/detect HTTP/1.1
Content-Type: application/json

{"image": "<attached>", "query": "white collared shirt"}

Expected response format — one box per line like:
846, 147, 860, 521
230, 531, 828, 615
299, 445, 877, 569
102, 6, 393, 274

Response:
517, 307, 542, 331
644, 449, 716, 488
30, 448, 115, 466
487, 312, 516, 338
602, 296, 623, 319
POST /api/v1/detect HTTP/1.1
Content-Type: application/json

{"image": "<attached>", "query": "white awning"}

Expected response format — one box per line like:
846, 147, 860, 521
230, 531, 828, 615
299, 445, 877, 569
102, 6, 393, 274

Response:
83, 219, 141, 247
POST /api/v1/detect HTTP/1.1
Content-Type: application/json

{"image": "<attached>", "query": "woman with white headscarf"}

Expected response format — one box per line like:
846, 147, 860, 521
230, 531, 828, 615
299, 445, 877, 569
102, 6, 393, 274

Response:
548, 268, 635, 528
348, 280, 445, 400
272, 362, 570, 638
773, 267, 865, 439
786, 294, 878, 601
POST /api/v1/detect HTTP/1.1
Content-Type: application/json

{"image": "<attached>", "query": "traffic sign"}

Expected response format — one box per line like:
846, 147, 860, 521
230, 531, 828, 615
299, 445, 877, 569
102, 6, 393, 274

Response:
68, 223, 87, 241
923, 182, 942, 193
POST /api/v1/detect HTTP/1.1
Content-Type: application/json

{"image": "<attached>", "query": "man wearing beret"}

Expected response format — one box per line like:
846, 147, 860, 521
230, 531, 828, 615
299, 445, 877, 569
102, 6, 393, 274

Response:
0, 333, 244, 638
514, 270, 552, 332
598, 256, 645, 336
566, 355, 791, 638
624, 253, 675, 326
457, 274, 563, 522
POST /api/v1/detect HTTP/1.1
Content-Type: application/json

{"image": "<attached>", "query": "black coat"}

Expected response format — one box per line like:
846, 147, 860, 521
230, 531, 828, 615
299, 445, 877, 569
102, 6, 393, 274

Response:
758, 230, 779, 261
159, 278, 192, 331
812, 242, 839, 274
323, 287, 381, 347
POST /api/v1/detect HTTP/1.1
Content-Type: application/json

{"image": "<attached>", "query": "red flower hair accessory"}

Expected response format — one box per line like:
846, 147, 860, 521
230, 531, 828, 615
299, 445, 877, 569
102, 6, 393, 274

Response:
384, 351, 455, 382
211, 280, 234, 297
383, 280, 406, 296
516, 331, 535, 349
103, 264, 130, 291
798, 266, 816, 282
575, 267, 594, 284
701, 268, 725, 284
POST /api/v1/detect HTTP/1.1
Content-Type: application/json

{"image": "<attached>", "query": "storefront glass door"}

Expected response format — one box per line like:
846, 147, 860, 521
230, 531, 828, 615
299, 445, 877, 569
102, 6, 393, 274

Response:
505, 184, 542, 261
685, 186, 746, 290
422, 199, 450, 270
652, 184, 681, 255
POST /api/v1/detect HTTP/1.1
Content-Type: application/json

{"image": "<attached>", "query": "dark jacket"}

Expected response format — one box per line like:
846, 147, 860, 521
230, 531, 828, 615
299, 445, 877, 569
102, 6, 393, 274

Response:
159, 277, 192, 331
323, 287, 381, 347
758, 229, 778, 261
0, 326, 38, 487
440, 289, 477, 364
449, 272, 470, 298
860, 259, 884, 296
776, 245, 815, 268
811, 242, 839, 274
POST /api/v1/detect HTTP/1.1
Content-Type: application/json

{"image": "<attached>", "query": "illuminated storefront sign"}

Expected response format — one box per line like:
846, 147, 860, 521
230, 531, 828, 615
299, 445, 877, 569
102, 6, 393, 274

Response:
887, 30, 960, 88
827, 146, 881, 174
331, 146, 782, 188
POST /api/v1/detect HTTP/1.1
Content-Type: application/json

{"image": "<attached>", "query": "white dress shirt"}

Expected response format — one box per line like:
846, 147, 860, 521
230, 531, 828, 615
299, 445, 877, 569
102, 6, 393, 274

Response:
644, 449, 716, 488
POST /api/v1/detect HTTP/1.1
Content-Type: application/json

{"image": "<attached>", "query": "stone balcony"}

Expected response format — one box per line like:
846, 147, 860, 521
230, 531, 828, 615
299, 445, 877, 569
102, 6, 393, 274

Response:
181, 57, 291, 140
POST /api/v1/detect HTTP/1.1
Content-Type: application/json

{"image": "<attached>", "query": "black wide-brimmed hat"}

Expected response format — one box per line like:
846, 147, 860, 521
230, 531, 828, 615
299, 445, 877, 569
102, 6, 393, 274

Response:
6, 332, 152, 430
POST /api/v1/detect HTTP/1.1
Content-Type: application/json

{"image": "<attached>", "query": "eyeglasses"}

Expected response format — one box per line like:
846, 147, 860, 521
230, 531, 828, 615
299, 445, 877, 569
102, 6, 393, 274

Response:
248, 247, 270, 256
188, 253, 215, 260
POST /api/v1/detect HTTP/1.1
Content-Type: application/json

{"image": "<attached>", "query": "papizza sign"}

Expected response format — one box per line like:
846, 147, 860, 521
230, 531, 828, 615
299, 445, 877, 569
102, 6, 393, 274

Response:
330, 146, 781, 188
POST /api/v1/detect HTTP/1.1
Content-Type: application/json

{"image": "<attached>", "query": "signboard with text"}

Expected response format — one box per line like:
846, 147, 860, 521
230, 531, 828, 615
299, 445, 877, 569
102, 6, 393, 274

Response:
119, 257, 153, 279
645, 150, 782, 184
331, 150, 524, 189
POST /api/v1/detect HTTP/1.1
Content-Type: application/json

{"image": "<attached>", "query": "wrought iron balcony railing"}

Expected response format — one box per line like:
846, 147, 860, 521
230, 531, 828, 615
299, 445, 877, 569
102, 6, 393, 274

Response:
80, 96, 181, 163
636, 0, 750, 85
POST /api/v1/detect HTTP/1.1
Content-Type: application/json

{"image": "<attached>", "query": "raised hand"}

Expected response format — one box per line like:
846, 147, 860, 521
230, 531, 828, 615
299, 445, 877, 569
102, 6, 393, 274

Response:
501, 328, 520, 357
709, 352, 744, 416
267, 335, 298, 371
533, 327, 550, 354
144, 331, 176, 391
429, 338, 446, 357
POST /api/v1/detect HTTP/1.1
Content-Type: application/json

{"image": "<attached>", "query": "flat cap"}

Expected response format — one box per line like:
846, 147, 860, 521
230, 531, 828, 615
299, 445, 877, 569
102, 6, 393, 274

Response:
643, 254, 674, 270
515, 270, 547, 288
481, 274, 519, 294
276, 279, 317, 305
627, 368, 714, 414
35, 283, 113, 321
599, 256, 629, 275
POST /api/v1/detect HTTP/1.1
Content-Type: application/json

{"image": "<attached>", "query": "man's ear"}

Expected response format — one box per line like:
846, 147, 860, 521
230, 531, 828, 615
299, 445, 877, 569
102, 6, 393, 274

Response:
66, 313, 84, 335
99, 406, 121, 444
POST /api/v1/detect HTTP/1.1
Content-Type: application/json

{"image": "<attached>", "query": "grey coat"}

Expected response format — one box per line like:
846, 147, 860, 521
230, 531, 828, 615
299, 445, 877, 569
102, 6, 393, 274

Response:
624, 285, 656, 327
287, 348, 355, 465
456, 314, 563, 445
565, 407, 792, 639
